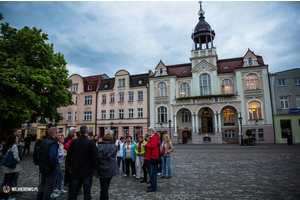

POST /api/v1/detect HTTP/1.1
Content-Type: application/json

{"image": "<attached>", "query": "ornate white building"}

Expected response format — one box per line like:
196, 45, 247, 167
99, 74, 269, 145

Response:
149, 2, 274, 144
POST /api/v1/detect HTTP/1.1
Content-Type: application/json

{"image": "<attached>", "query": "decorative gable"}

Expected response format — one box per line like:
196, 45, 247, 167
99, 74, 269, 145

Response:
191, 60, 217, 74
243, 49, 258, 67
154, 60, 167, 76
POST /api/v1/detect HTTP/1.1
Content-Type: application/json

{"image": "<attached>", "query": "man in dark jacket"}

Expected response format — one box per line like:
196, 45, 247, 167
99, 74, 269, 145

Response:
66, 125, 98, 200
36, 127, 59, 200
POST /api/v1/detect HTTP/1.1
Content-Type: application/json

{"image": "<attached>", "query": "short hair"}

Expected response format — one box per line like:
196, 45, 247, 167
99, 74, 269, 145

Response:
126, 135, 132, 140
12, 128, 21, 134
120, 136, 124, 140
148, 126, 155, 133
103, 133, 114, 142
80, 125, 88, 135
67, 131, 76, 139
48, 127, 58, 136
138, 135, 143, 140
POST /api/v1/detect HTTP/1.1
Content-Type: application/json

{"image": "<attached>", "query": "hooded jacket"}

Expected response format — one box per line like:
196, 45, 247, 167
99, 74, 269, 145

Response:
94, 141, 118, 178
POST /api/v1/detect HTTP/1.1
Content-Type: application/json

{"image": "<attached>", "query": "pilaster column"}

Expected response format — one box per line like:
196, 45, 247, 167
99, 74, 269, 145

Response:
214, 112, 218, 133
174, 115, 177, 134
195, 114, 199, 133
218, 112, 221, 133
192, 113, 195, 133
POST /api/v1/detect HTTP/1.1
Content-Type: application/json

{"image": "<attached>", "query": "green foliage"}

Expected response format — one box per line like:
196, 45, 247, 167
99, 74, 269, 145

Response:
0, 22, 73, 133
245, 129, 252, 138
176, 94, 235, 101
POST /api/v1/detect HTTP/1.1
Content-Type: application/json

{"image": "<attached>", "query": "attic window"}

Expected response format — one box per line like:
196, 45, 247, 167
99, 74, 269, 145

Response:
248, 58, 253, 65
223, 66, 229, 70
88, 85, 92, 90
104, 84, 108, 89
138, 80, 143, 85
182, 71, 188, 74
160, 68, 163, 75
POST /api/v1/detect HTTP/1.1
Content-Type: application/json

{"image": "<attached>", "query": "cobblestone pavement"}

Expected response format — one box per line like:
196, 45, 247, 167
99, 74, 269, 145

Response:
1, 143, 300, 200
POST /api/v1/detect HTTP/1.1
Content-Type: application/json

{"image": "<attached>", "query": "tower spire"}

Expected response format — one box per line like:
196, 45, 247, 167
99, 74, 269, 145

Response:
198, 1, 205, 18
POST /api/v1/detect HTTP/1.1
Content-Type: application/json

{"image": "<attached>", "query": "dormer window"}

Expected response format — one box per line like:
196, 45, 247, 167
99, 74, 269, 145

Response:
223, 66, 229, 70
88, 85, 92, 90
138, 80, 143, 85
104, 84, 108, 89
160, 68, 163, 75
182, 70, 188, 74
248, 58, 253, 65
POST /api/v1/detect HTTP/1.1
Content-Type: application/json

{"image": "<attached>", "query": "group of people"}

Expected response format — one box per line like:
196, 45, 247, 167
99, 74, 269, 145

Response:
0, 125, 174, 200
115, 127, 174, 192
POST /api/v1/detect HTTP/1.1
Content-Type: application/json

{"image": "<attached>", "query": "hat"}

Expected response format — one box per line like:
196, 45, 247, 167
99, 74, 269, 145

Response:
69, 127, 76, 132
109, 130, 113, 134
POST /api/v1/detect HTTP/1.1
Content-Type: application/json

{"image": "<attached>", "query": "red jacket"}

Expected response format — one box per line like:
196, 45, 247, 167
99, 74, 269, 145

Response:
145, 133, 159, 159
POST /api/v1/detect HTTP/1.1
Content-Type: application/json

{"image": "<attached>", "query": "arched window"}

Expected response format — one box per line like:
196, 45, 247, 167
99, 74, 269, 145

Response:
221, 79, 233, 94
246, 73, 258, 90
223, 66, 229, 70
223, 108, 235, 126
157, 106, 167, 123
199, 74, 211, 96
180, 82, 190, 97
182, 110, 191, 123
248, 101, 262, 119
157, 82, 166, 97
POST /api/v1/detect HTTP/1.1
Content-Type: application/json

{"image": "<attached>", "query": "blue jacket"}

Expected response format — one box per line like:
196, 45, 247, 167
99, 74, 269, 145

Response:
123, 141, 136, 161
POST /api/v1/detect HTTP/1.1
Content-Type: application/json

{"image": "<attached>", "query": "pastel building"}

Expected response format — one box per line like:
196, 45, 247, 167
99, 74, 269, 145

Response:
96, 70, 150, 141
269, 68, 300, 143
149, 2, 274, 144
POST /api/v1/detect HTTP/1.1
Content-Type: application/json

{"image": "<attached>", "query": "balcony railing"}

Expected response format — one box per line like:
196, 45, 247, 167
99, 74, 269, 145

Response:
245, 89, 263, 97
175, 94, 239, 104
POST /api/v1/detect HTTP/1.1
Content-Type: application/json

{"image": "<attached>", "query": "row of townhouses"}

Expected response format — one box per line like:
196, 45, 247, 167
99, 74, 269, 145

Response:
26, 3, 300, 144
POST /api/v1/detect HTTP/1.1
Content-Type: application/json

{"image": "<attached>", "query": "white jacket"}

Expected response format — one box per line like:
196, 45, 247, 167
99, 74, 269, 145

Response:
115, 140, 124, 157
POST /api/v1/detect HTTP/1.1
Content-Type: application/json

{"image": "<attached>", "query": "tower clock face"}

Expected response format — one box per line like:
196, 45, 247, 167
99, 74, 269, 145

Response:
201, 64, 207, 70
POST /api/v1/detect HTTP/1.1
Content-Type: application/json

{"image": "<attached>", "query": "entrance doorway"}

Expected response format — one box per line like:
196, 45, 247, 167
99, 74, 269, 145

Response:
182, 131, 191, 144
201, 111, 213, 133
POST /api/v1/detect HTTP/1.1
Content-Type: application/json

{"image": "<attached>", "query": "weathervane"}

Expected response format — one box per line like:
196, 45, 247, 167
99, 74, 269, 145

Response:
198, 1, 205, 17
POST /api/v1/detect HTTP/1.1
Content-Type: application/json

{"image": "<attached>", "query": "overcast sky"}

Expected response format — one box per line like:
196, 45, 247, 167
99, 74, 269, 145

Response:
1, 1, 300, 78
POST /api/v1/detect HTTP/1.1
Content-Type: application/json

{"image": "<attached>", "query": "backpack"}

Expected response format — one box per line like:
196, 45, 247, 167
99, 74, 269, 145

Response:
33, 138, 45, 165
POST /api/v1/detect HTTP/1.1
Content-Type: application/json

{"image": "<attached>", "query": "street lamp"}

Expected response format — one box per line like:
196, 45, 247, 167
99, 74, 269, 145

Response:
65, 123, 68, 136
239, 116, 244, 146
168, 119, 172, 139
110, 122, 113, 130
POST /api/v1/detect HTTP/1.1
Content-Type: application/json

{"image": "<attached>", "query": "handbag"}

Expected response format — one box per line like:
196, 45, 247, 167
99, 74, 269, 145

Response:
150, 158, 162, 165
1, 150, 16, 168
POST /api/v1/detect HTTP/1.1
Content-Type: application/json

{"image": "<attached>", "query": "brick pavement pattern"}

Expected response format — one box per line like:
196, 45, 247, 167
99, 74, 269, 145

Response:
1, 143, 300, 200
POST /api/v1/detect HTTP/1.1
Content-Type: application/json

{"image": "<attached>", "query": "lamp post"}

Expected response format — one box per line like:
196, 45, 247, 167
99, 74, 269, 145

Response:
168, 119, 172, 139
239, 116, 244, 146
65, 123, 68, 136
110, 122, 113, 130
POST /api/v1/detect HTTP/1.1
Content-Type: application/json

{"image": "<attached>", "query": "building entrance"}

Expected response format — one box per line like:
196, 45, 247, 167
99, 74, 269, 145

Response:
201, 111, 213, 133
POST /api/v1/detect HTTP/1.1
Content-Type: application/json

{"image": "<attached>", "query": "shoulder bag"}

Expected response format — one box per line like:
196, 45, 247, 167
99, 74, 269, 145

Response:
1, 150, 16, 168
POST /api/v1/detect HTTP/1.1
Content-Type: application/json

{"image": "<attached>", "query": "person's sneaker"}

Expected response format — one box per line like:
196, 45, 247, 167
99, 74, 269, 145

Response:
133, 174, 136, 177
124, 174, 128, 177
57, 189, 67, 194
157, 172, 161, 176
51, 193, 60, 198
8, 198, 16, 200
53, 189, 59, 193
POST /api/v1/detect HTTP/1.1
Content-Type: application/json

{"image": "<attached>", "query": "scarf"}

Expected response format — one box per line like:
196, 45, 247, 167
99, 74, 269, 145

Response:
162, 142, 166, 156
127, 142, 130, 149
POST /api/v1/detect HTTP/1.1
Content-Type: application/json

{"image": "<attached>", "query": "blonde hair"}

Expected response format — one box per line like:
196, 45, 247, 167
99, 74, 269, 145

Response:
103, 133, 114, 142
163, 134, 171, 143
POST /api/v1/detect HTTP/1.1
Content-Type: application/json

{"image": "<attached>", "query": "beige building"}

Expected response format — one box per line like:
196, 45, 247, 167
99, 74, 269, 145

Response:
97, 70, 150, 141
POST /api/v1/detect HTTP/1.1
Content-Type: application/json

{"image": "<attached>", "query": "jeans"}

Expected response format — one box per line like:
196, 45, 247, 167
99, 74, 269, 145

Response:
147, 160, 151, 182
162, 156, 172, 177
36, 170, 56, 200
99, 177, 112, 200
55, 164, 63, 190
0, 173, 16, 200
149, 163, 158, 191
125, 158, 136, 176
117, 157, 125, 172
69, 175, 93, 200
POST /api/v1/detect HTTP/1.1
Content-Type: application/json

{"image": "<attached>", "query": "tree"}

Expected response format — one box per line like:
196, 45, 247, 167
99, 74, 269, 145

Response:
0, 21, 73, 134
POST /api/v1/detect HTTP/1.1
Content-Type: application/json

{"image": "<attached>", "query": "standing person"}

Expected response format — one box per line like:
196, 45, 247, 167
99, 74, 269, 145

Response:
66, 125, 98, 200
94, 133, 118, 200
140, 134, 150, 183
23, 135, 31, 155
157, 132, 162, 176
53, 133, 67, 195
93, 134, 99, 144
115, 136, 125, 173
134, 135, 147, 180
36, 127, 59, 200
64, 130, 77, 187
160, 134, 174, 179
122, 135, 136, 177
64, 127, 76, 145
144, 127, 160, 192
0, 135, 21, 200
11, 128, 23, 189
